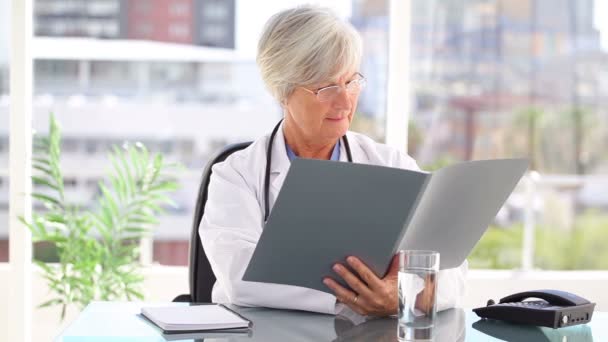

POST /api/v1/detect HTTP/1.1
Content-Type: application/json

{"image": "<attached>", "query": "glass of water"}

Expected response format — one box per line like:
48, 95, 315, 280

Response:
398, 250, 440, 341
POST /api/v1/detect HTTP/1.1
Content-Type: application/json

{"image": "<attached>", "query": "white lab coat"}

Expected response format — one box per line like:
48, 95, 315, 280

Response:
199, 123, 467, 315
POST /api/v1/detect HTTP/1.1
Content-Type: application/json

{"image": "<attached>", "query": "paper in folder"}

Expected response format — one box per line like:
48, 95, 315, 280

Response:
243, 158, 528, 294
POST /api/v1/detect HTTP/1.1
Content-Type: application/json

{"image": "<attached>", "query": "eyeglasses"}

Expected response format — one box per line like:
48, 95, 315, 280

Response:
299, 73, 366, 102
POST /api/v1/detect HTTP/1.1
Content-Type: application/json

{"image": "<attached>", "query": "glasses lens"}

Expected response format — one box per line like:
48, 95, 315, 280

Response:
316, 77, 365, 102
317, 87, 340, 102
346, 78, 365, 94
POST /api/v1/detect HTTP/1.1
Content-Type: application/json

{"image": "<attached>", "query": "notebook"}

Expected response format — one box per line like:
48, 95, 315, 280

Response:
140, 304, 251, 333
243, 158, 528, 293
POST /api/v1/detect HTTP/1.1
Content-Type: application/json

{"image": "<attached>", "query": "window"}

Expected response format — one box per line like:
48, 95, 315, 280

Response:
168, 23, 189, 39
29, 1, 389, 266
170, 2, 189, 17
349, 0, 389, 141
87, 1, 120, 16
149, 62, 197, 100
409, 0, 608, 270
134, 1, 152, 15
201, 25, 225, 41
0, 0, 8, 262
89, 61, 139, 96
34, 60, 79, 95
203, 3, 229, 20
136, 23, 153, 36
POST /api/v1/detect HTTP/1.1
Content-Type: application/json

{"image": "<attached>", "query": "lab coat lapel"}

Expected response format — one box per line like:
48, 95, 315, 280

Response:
269, 122, 291, 200
343, 131, 365, 163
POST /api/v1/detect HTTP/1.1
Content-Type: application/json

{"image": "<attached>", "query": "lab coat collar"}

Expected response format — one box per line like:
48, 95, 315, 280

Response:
269, 121, 292, 175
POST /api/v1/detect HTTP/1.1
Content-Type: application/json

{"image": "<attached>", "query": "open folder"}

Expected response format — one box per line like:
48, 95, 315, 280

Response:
243, 158, 528, 294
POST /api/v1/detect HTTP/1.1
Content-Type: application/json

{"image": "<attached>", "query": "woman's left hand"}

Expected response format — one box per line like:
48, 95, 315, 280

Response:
323, 254, 399, 317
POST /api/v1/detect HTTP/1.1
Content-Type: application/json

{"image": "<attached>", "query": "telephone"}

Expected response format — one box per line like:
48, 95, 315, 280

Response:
473, 289, 596, 329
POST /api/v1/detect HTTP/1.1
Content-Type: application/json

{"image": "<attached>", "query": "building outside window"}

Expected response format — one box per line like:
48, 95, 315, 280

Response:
8, 0, 604, 271
408, 0, 608, 270
16, 0, 384, 266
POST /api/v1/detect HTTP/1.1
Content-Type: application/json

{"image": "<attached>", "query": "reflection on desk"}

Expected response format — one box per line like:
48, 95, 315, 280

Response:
160, 328, 252, 341
472, 318, 593, 342
153, 306, 466, 342
56, 302, 608, 342
333, 308, 465, 342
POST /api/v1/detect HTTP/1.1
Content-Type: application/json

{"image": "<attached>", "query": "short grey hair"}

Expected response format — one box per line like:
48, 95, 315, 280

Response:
257, 5, 363, 103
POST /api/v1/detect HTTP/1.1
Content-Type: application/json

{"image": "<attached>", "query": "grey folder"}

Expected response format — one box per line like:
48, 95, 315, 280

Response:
243, 158, 528, 294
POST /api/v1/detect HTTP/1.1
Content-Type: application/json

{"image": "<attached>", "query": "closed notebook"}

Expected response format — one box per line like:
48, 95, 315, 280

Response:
140, 304, 251, 333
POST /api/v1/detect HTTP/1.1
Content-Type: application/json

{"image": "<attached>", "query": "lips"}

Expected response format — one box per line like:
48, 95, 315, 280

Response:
326, 117, 345, 121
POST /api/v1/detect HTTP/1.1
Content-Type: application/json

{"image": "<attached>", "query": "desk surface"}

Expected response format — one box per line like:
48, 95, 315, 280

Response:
57, 302, 606, 341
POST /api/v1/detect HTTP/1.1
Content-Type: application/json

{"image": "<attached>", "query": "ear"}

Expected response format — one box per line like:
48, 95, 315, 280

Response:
281, 96, 292, 116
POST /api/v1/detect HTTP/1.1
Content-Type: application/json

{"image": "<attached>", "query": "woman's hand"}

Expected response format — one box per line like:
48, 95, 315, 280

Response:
323, 254, 399, 317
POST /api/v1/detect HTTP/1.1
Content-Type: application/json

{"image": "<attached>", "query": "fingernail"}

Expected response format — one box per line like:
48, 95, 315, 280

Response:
333, 264, 341, 272
323, 278, 330, 285
347, 256, 355, 264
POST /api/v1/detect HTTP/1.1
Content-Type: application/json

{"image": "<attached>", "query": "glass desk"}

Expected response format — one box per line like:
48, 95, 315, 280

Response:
57, 302, 606, 341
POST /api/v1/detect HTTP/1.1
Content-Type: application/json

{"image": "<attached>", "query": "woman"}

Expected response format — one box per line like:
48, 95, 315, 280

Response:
199, 5, 467, 317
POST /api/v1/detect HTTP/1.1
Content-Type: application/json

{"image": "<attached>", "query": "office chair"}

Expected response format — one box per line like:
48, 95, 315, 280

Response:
173, 141, 252, 303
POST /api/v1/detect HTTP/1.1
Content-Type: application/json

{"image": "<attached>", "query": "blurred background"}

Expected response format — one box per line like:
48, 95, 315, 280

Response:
1, 0, 607, 339
3, 0, 605, 270
1, 0, 608, 336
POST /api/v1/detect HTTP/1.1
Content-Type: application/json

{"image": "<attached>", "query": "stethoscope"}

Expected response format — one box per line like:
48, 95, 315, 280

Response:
263, 119, 353, 222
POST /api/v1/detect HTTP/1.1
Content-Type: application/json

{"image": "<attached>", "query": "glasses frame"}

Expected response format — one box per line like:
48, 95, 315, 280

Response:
299, 72, 366, 102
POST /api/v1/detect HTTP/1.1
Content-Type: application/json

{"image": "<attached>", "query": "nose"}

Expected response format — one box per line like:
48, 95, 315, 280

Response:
332, 87, 351, 111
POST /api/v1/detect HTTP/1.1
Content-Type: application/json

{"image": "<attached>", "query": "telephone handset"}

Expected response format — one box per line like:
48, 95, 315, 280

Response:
473, 289, 596, 328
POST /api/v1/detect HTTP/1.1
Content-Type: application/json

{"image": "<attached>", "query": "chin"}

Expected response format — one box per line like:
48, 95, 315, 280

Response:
325, 122, 349, 139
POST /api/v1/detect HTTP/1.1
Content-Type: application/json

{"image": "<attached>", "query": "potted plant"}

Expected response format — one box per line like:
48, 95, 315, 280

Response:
21, 114, 182, 319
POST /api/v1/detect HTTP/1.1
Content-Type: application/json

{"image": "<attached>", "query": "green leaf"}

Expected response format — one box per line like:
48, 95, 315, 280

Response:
32, 193, 62, 208
125, 288, 144, 300
44, 213, 68, 224
32, 157, 51, 166
129, 146, 144, 180
126, 215, 158, 225
32, 164, 54, 176
38, 298, 63, 309
148, 182, 179, 193
123, 226, 149, 235
32, 176, 60, 191
99, 184, 119, 217
118, 149, 136, 196
109, 176, 125, 203
109, 151, 131, 199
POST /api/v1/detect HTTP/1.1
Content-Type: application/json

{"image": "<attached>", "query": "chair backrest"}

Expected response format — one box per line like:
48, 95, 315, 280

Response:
189, 141, 252, 302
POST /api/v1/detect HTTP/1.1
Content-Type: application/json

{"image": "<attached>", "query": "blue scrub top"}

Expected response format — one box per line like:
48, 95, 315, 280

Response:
285, 139, 341, 161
